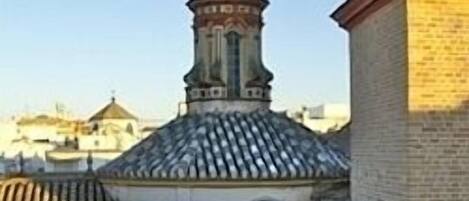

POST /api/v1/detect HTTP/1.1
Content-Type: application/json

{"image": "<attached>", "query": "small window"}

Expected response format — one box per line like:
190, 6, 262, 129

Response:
200, 90, 206, 97
248, 90, 253, 97
126, 123, 134, 135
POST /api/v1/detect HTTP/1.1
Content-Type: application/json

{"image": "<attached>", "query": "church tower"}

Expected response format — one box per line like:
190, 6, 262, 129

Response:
333, 0, 469, 200
185, 0, 273, 113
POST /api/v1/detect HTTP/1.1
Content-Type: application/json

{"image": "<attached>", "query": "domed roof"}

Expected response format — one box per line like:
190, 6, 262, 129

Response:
89, 98, 137, 121
98, 111, 349, 181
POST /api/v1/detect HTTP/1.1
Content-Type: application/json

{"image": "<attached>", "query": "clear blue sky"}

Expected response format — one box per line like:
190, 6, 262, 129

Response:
0, 0, 348, 120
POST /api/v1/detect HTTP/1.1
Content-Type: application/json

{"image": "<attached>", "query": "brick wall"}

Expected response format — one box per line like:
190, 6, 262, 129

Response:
348, 0, 469, 200
349, 0, 409, 200
407, 0, 469, 200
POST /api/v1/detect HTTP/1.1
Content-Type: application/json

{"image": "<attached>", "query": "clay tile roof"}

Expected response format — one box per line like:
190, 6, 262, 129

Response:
0, 176, 114, 201
89, 98, 137, 122
324, 123, 351, 157
98, 111, 350, 181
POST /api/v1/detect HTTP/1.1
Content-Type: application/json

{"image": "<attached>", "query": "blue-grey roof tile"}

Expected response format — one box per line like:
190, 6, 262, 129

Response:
98, 111, 350, 180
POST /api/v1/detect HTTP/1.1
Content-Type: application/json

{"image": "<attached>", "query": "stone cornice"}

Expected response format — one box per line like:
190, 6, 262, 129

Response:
194, 13, 262, 28
331, 0, 392, 30
100, 178, 349, 188
187, 0, 270, 12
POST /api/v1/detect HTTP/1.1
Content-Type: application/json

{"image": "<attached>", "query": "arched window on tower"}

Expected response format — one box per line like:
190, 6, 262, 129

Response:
226, 31, 241, 98
126, 123, 134, 135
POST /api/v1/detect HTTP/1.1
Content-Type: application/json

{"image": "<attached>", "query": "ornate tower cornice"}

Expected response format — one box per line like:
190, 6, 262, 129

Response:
184, 0, 274, 113
187, 0, 269, 27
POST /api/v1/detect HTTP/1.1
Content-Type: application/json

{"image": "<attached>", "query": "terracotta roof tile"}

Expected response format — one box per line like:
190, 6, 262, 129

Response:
0, 175, 114, 201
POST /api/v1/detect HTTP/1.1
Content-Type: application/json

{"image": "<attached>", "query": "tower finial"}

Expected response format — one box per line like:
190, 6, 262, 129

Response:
111, 90, 116, 103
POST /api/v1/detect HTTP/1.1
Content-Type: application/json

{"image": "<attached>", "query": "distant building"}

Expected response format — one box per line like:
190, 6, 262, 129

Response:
45, 97, 141, 172
45, 149, 121, 173
16, 115, 88, 143
291, 104, 350, 133
0, 97, 145, 174
0, 120, 56, 174
88, 97, 139, 137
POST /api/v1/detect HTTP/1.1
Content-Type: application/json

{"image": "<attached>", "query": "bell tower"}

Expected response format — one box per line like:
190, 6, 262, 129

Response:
185, 0, 273, 113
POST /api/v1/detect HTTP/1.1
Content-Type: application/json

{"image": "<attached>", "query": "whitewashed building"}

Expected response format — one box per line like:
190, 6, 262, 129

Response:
0, 98, 142, 174
291, 104, 350, 134
43, 97, 141, 172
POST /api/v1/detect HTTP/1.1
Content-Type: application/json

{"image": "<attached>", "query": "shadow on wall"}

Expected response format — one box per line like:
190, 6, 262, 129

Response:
0, 174, 114, 201
310, 181, 351, 201
406, 98, 469, 178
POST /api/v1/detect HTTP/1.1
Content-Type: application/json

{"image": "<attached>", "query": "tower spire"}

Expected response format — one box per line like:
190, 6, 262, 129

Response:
185, 0, 273, 114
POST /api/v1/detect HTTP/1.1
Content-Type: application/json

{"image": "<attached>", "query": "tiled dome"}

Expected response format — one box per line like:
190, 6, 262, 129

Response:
98, 110, 349, 180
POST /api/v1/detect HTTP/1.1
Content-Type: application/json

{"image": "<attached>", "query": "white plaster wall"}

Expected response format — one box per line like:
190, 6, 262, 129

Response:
105, 185, 315, 201
302, 118, 349, 134
308, 105, 350, 119
79, 132, 137, 151
79, 135, 120, 150
0, 122, 17, 142
90, 119, 139, 136
3, 141, 54, 159
0, 122, 18, 154
100, 119, 138, 133
18, 125, 58, 141
45, 152, 121, 172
